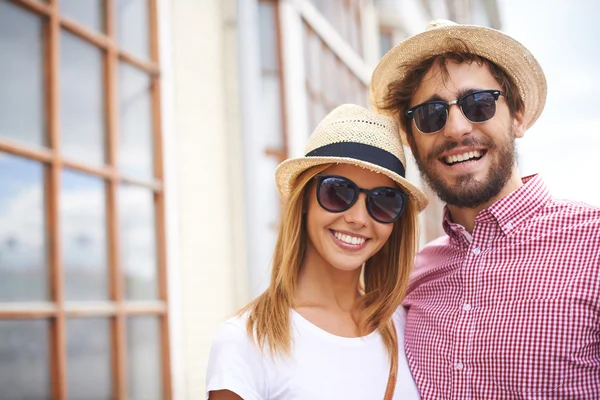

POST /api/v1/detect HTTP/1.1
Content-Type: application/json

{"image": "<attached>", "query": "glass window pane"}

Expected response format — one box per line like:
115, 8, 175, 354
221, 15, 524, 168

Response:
302, 23, 310, 81
119, 184, 157, 300
127, 316, 162, 400
60, 30, 106, 166
380, 30, 393, 58
117, 0, 150, 60
67, 318, 112, 399
0, 1, 45, 147
258, 3, 278, 71
60, 0, 105, 32
308, 33, 322, 91
62, 170, 108, 301
0, 319, 51, 399
119, 62, 154, 180
0, 153, 48, 301
321, 49, 334, 105
261, 75, 283, 150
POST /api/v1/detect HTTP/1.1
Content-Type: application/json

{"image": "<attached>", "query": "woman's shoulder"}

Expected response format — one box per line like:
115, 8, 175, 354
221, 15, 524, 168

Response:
392, 305, 407, 325
211, 313, 256, 350
392, 306, 408, 338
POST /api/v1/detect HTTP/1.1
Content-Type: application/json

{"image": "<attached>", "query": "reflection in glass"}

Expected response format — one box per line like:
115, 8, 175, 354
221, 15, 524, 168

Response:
0, 319, 51, 399
116, 0, 150, 60
61, 169, 108, 301
61, 30, 106, 166
60, 0, 105, 32
119, 184, 157, 300
127, 316, 162, 400
67, 318, 112, 399
0, 1, 45, 147
118, 63, 154, 180
0, 153, 47, 301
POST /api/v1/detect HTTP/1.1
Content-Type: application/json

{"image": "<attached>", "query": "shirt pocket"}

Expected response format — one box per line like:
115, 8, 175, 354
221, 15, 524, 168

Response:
479, 298, 572, 395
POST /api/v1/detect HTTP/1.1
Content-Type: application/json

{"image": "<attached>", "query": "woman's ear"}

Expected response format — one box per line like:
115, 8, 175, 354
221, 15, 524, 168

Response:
302, 182, 314, 214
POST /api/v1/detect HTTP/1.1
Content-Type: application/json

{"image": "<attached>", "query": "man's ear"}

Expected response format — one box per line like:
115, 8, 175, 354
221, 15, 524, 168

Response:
512, 110, 527, 139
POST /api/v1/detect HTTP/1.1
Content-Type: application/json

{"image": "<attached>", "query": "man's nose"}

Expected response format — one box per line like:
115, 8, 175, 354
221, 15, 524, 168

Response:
442, 103, 473, 141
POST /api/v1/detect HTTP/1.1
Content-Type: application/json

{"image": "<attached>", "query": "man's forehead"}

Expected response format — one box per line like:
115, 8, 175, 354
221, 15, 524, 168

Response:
413, 61, 497, 101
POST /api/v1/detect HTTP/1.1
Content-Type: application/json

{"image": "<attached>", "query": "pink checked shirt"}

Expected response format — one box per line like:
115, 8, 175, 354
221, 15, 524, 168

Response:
403, 175, 600, 399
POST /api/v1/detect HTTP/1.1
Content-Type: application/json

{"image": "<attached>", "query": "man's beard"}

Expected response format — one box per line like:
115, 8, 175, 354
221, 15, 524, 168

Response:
409, 129, 517, 208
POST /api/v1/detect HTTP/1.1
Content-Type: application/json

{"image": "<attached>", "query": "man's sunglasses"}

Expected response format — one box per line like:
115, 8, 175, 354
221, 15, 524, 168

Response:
405, 89, 507, 134
315, 175, 408, 224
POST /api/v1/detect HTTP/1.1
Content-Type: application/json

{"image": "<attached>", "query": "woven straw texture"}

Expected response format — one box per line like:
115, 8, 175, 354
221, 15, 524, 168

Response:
276, 104, 428, 212
369, 20, 547, 143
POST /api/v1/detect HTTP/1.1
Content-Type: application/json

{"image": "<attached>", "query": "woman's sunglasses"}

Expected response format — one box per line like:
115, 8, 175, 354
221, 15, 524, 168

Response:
315, 175, 408, 224
405, 89, 506, 134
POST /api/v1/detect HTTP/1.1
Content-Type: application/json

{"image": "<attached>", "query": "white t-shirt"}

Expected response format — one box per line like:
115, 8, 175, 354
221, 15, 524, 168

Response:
206, 307, 420, 400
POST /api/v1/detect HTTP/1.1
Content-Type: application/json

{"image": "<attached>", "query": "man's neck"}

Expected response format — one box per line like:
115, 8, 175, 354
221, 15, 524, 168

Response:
446, 172, 524, 234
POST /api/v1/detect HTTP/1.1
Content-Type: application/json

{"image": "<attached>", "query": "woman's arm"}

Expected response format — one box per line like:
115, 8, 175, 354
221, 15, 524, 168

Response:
206, 319, 267, 400
209, 390, 244, 400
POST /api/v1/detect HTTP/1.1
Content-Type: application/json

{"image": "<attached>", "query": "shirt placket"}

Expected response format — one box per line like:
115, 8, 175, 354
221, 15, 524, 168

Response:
450, 225, 482, 400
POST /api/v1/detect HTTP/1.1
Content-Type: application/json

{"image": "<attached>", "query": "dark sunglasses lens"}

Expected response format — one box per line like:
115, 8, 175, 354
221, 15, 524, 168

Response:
414, 103, 447, 133
318, 177, 356, 212
461, 92, 496, 122
368, 189, 405, 223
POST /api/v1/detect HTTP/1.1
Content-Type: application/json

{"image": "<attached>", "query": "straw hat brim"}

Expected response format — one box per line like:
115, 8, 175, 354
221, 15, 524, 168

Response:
275, 156, 429, 212
370, 23, 547, 143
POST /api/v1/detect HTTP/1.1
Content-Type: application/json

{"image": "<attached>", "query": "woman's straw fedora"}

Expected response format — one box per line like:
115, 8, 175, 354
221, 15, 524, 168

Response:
370, 19, 547, 141
275, 104, 428, 212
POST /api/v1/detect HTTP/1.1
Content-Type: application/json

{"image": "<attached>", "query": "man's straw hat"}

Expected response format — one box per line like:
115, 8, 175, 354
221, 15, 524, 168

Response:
276, 104, 428, 212
370, 19, 547, 141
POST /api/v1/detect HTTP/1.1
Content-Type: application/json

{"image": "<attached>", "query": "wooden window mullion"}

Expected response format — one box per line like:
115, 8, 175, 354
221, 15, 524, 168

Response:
2, 1, 169, 399
148, 0, 172, 400
104, 1, 127, 399
46, 0, 67, 398
148, 0, 172, 397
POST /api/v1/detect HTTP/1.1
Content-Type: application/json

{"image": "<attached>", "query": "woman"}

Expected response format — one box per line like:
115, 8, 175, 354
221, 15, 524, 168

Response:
206, 104, 428, 399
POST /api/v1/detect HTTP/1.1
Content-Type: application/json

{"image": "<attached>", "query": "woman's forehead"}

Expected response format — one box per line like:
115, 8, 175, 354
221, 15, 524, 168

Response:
322, 164, 395, 188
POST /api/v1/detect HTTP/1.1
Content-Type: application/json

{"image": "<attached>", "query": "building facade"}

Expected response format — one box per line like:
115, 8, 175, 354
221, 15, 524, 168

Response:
0, 0, 499, 398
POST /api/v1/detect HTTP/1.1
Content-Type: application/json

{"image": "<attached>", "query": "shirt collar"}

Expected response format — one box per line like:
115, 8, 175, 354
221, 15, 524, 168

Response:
442, 174, 552, 237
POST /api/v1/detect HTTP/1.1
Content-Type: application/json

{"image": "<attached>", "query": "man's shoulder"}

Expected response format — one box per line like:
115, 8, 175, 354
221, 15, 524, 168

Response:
540, 198, 600, 229
412, 235, 453, 275
421, 234, 452, 250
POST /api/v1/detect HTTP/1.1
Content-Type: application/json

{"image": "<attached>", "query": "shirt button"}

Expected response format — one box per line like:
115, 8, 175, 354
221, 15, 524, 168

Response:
455, 362, 464, 370
463, 304, 472, 312
505, 222, 513, 230
472, 247, 481, 255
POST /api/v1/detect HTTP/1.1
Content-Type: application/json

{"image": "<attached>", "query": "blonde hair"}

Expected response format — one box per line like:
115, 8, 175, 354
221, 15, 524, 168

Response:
241, 163, 419, 395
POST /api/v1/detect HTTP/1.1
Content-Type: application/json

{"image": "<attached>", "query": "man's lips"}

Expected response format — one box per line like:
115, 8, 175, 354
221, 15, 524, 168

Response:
439, 148, 487, 166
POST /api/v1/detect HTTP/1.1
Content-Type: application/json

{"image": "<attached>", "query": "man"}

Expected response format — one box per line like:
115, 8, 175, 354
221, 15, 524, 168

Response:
370, 20, 600, 399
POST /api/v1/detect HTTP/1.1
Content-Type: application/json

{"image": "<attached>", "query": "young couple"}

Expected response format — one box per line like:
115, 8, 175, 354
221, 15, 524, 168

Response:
206, 20, 600, 400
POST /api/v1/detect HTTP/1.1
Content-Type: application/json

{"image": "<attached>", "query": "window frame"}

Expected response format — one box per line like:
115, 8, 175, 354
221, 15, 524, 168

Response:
0, 0, 171, 399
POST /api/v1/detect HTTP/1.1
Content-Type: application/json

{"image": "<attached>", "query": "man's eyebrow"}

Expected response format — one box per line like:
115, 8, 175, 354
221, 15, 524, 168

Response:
421, 94, 445, 103
416, 88, 483, 105
455, 88, 483, 99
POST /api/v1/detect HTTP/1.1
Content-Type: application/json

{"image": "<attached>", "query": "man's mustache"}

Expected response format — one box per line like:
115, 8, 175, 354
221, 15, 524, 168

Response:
427, 136, 496, 161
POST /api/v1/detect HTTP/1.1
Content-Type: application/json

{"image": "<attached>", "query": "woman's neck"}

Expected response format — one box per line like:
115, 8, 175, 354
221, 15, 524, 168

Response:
295, 245, 362, 313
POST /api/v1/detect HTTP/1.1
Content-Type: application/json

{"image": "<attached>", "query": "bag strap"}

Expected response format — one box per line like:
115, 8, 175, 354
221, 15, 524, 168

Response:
382, 323, 398, 400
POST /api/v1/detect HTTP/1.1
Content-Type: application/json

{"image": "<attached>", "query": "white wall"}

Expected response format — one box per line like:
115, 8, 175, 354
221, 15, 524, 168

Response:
169, 0, 248, 397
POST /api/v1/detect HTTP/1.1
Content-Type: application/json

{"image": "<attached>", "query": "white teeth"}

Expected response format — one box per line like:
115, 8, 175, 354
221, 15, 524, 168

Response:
445, 150, 482, 165
333, 231, 366, 245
